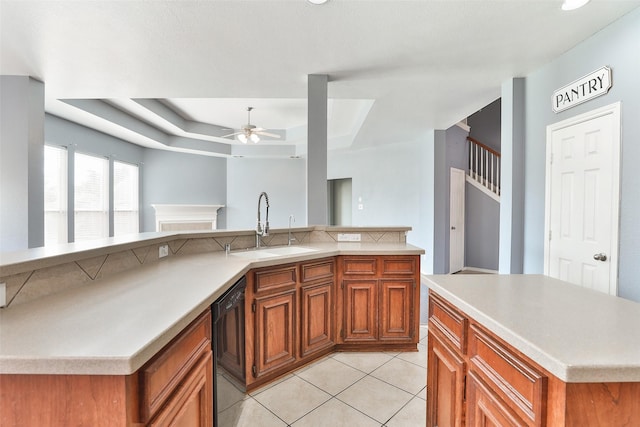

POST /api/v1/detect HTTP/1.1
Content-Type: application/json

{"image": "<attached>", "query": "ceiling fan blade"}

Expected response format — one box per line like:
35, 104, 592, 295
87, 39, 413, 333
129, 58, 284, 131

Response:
255, 131, 281, 138
221, 131, 242, 138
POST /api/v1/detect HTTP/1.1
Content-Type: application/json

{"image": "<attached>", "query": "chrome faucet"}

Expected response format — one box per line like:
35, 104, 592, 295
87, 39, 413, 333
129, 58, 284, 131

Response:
256, 192, 270, 248
288, 214, 296, 246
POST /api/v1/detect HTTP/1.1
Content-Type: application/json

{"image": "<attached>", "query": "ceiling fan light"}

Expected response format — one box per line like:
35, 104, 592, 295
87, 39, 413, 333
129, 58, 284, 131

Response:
250, 133, 260, 143
561, 0, 590, 10
238, 134, 248, 144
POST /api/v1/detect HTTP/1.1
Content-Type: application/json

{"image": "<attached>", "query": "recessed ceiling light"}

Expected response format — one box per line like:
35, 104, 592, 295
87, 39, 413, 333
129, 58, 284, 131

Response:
562, 0, 590, 11
308, 0, 328, 4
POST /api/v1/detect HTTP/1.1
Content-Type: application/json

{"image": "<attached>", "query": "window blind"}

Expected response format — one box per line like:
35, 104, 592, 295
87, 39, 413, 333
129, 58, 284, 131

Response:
113, 161, 139, 235
74, 152, 109, 241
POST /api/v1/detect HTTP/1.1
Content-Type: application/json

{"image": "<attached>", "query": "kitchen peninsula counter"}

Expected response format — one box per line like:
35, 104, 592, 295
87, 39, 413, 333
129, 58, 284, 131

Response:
0, 238, 423, 376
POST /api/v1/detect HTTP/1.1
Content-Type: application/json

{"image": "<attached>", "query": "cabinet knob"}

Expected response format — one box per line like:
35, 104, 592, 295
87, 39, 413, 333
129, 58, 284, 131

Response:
451, 226, 456, 230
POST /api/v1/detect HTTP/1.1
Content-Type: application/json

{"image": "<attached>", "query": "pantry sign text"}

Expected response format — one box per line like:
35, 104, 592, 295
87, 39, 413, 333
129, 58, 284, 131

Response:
552, 66, 612, 113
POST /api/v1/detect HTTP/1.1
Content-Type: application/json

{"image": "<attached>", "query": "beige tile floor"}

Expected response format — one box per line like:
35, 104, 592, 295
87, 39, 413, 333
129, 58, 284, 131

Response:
217, 325, 429, 427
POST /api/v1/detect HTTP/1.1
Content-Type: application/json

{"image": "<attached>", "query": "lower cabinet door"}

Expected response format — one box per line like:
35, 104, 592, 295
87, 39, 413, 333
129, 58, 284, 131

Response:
466, 371, 527, 427
343, 279, 378, 342
379, 279, 413, 341
253, 290, 297, 377
149, 351, 213, 427
427, 332, 466, 427
300, 281, 333, 358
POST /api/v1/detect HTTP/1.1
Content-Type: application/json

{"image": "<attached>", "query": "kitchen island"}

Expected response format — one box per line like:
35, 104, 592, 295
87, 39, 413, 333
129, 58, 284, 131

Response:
0, 226, 423, 426
425, 274, 640, 427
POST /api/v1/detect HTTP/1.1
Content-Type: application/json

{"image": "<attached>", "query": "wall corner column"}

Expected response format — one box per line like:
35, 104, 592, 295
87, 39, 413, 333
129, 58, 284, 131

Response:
499, 77, 526, 273
307, 74, 328, 225
0, 76, 45, 251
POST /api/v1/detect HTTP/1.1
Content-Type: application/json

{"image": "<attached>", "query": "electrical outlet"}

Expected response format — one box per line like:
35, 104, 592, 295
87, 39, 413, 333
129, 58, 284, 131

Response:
0, 282, 6, 308
337, 233, 362, 242
159, 244, 169, 258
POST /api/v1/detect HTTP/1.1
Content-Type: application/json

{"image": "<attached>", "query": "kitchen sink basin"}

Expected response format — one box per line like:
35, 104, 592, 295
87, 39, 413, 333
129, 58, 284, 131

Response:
230, 246, 318, 260
264, 246, 318, 255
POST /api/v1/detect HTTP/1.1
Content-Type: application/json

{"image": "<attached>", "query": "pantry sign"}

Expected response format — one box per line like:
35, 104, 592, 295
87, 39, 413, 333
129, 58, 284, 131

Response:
552, 66, 612, 113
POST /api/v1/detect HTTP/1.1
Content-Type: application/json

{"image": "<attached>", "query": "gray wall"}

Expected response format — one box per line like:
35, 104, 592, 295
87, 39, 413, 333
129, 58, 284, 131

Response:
465, 184, 499, 270
465, 97, 501, 271
328, 138, 433, 273
226, 157, 306, 230
433, 125, 469, 274
1, 76, 44, 251
522, 7, 640, 301
142, 150, 227, 231
468, 98, 501, 152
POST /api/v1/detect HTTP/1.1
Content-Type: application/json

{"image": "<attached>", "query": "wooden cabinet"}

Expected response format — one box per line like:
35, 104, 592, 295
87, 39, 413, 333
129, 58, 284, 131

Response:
149, 351, 213, 427
244, 254, 419, 391
380, 279, 413, 341
246, 264, 298, 383
253, 289, 297, 377
0, 309, 213, 427
427, 290, 543, 427
427, 331, 466, 427
141, 310, 213, 426
427, 289, 640, 427
466, 370, 527, 427
300, 258, 335, 358
245, 258, 335, 390
338, 256, 419, 349
343, 279, 378, 342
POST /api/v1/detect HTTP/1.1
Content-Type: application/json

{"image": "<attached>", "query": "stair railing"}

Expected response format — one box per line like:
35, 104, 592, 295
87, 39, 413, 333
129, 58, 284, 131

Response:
467, 137, 500, 196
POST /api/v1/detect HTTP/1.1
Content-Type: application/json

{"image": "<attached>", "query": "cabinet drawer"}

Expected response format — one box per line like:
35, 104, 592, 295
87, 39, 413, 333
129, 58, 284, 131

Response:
301, 258, 335, 283
468, 323, 547, 427
428, 291, 468, 353
341, 257, 377, 275
381, 257, 416, 275
141, 310, 212, 422
254, 265, 297, 293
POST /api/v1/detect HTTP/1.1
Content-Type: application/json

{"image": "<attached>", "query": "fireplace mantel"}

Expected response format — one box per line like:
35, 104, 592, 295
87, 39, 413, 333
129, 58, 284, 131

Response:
151, 204, 224, 232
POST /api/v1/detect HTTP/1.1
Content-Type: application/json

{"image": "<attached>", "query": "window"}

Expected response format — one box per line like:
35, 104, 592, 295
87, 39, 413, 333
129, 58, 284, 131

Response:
113, 161, 139, 235
74, 152, 109, 241
44, 145, 68, 246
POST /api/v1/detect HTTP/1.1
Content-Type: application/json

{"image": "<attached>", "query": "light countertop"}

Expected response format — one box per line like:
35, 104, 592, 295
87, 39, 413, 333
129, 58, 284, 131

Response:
424, 274, 640, 383
0, 242, 422, 376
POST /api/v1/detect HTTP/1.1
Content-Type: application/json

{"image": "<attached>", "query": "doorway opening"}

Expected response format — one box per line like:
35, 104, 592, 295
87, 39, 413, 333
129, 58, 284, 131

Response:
328, 178, 352, 226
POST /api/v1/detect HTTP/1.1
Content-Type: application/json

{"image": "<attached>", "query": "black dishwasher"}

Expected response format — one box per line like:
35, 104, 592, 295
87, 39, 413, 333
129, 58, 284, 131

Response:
212, 276, 246, 427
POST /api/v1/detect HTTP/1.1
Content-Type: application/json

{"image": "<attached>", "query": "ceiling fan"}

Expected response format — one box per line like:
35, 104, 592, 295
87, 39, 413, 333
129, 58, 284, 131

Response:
221, 107, 281, 143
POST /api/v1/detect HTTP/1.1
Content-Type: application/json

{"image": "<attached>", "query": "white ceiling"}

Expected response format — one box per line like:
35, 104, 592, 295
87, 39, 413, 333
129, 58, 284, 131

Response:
2, 0, 639, 157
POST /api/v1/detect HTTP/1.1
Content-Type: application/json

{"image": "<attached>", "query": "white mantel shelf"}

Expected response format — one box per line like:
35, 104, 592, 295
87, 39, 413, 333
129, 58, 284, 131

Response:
151, 204, 224, 232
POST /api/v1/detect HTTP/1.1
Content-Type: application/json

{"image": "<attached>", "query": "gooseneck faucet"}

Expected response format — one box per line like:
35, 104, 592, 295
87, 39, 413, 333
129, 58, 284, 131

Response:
256, 192, 270, 248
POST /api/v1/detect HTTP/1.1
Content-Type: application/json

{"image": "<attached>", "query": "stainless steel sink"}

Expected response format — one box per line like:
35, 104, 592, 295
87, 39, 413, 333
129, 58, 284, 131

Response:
229, 246, 318, 260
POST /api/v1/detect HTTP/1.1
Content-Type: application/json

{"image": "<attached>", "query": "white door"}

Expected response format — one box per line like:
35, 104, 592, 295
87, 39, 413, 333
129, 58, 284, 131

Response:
545, 103, 620, 295
450, 168, 465, 273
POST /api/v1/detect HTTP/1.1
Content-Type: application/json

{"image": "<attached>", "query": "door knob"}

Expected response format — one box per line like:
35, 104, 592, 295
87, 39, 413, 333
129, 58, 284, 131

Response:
593, 253, 607, 261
